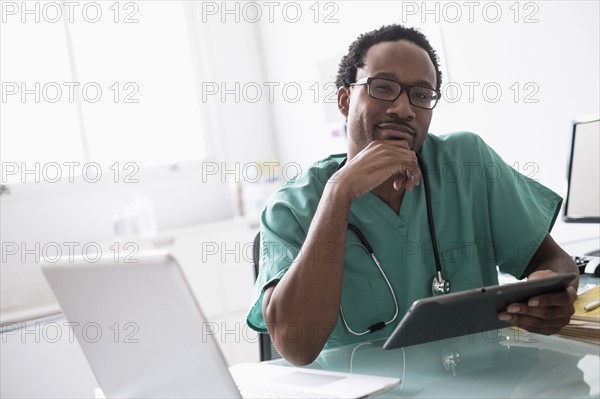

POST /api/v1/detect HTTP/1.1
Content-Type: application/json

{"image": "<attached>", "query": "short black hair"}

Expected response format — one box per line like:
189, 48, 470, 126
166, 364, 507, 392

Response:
335, 24, 442, 91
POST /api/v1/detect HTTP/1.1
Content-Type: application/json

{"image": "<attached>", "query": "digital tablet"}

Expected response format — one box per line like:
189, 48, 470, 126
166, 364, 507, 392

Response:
383, 273, 577, 349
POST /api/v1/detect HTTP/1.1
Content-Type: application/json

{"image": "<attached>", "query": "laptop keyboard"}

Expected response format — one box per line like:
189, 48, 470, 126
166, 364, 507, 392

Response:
237, 384, 338, 398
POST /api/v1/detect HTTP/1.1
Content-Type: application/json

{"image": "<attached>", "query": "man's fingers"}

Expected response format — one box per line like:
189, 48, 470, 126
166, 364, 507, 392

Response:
527, 287, 577, 308
393, 174, 407, 191
392, 168, 422, 191
406, 168, 421, 187
340, 139, 423, 196
499, 312, 570, 335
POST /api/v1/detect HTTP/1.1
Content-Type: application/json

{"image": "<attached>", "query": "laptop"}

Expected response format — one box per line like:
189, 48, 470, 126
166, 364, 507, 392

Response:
40, 250, 399, 398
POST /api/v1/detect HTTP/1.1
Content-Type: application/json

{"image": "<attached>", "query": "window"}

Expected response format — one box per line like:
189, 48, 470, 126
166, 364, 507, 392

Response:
1, 1, 212, 322
1, 1, 207, 185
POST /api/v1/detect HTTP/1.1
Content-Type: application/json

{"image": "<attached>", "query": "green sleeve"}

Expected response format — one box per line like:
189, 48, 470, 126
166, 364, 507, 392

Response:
245, 159, 336, 332
475, 136, 562, 278
246, 202, 303, 332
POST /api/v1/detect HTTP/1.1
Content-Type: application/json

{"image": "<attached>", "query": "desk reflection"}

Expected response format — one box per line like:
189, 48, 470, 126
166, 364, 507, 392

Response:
272, 329, 598, 398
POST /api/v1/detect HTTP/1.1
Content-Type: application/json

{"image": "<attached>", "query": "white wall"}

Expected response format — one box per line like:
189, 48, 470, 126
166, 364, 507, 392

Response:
188, 2, 279, 163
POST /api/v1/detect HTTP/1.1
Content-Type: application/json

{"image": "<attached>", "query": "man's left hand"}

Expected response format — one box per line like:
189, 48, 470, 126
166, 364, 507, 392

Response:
498, 269, 577, 335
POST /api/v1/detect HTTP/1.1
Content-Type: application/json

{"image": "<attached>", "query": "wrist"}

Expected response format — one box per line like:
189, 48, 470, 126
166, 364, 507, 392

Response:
324, 173, 355, 207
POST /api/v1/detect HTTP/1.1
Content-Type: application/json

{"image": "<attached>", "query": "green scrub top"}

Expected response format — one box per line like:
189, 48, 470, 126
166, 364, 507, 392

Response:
247, 132, 562, 349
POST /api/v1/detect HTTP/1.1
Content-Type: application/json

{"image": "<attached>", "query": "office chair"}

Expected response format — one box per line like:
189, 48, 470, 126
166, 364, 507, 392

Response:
252, 232, 281, 361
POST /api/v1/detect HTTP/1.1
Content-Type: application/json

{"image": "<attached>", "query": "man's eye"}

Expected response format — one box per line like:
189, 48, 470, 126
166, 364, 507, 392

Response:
412, 89, 433, 100
371, 82, 394, 92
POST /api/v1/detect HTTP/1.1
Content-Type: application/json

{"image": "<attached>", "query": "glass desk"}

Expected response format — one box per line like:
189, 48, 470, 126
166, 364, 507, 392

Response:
270, 329, 599, 398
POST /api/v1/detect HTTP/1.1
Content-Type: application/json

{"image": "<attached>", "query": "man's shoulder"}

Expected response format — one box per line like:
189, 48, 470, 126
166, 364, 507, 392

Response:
266, 154, 345, 211
426, 131, 485, 147
423, 131, 488, 157
282, 153, 346, 187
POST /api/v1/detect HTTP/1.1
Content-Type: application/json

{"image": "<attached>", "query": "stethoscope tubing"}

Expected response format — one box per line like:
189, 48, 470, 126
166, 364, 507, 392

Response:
341, 225, 400, 335
416, 153, 446, 286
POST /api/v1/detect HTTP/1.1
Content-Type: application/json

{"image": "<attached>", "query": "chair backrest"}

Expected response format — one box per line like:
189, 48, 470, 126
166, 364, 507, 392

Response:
252, 232, 281, 361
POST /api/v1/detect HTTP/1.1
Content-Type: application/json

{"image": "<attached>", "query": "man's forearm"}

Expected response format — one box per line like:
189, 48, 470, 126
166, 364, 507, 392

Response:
524, 234, 579, 287
262, 180, 353, 365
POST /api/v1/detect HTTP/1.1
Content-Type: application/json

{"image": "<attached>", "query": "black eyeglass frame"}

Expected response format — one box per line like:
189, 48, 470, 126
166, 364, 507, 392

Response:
350, 77, 441, 110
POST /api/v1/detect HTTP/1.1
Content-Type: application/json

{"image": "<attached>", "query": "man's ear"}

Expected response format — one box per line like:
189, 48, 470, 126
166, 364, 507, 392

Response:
337, 86, 350, 118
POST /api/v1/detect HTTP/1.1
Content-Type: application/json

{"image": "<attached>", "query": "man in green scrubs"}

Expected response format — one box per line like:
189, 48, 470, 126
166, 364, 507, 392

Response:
247, 24, 579, 366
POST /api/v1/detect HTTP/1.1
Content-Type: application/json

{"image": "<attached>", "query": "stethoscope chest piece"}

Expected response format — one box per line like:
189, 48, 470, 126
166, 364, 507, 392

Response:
432, 272, 450, 296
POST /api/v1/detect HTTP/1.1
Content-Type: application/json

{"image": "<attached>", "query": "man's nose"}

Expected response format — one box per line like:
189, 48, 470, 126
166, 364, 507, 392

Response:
386, 91, 416, 119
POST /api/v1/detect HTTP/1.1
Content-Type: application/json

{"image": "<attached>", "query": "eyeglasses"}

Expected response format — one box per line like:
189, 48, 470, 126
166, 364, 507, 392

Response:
350, 77, 440, 110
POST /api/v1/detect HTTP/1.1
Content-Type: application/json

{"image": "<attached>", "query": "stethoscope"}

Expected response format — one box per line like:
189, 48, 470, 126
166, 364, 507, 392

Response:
338, 153, 451, 336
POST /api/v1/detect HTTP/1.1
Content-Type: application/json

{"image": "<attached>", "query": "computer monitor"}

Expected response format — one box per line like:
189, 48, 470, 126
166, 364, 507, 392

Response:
563, 114, 600, 257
